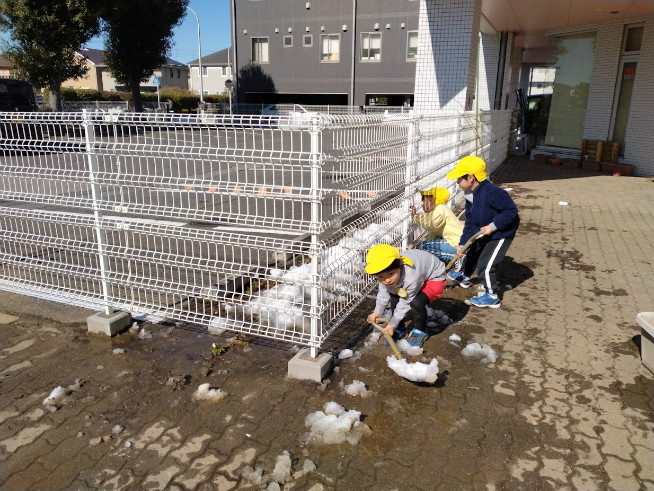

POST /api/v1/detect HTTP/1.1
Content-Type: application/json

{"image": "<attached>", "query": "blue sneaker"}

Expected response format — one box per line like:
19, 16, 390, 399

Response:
469, 292, 501, 308
447, 270, 473, 288
384, 323, 407, 345
453, 257, 464, 272
406, 328, 428, 347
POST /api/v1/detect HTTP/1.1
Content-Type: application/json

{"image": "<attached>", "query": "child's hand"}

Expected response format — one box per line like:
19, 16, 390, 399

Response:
480, 225, 493, 235
367, 312, 381, 325
382, 324, 394, 336
409, 205, 417, 217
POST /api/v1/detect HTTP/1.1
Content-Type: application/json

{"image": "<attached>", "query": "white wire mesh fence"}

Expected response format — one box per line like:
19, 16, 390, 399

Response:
0, 109, 512, 349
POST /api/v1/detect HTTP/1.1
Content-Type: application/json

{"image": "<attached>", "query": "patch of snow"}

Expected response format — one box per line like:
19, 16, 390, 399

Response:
208, 316, 228, 335
338, 349, 354, 360
449, 333, 461, 342
305, 401, 371, 445
386, 356, 439, 384
112, 348, 125, 355
193, 383, 227, 403
461, 342, 498, 364
395, 339, 424, 357
270, 450, 293, 484
342, 380, 372, 398
43, 386, 68, 407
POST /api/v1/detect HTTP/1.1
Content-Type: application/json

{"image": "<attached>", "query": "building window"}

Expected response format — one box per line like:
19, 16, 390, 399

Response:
623, 24, 644, 53
361, 32, 381, 61
407, 31, 418, 60
201, 66, 208, 76
177, 69, 181, 78
320, 34, 340, 62
252, 37, 269, 63
284, 35, 293, 47
303, 34, 313, 47
169, 68, 174, 77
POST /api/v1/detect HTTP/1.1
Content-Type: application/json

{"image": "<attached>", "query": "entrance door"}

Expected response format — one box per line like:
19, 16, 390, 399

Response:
610, 59, 637, 155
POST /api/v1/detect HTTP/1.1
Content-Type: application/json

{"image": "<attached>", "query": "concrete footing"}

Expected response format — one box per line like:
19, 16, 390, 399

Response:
288, 349, 334, 382
87, 311, 131, 337
637, 312, 654, 374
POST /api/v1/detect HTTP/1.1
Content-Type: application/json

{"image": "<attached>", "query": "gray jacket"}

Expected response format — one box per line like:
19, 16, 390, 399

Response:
374, 249, 446, 328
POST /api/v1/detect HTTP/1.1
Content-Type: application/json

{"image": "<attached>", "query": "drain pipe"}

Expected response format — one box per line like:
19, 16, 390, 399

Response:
350, 0, 357, 106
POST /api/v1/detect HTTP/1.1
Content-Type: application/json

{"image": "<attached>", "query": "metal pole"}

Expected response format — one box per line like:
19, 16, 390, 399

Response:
83, 110, 112, 315
309, 116, 322, 358
186, 6, 204, 103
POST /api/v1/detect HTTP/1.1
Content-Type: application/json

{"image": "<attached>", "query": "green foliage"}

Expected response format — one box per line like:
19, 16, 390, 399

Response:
54, 87, 228, 112
99, 0, 189, 111
0, 0, 101, 110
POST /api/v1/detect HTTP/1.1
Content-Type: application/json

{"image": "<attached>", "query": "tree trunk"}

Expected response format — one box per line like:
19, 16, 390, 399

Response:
131, 79, 142, 112
49, 78, 63, 112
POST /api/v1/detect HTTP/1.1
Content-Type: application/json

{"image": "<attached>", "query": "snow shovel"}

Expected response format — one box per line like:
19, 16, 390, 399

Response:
369, 317, 403, 360
445, 230, 484, 271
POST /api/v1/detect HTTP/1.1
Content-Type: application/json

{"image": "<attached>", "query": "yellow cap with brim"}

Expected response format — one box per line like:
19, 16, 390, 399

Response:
419, 187, 450, 206
446, 155, 488, 181
365, 244, 414, 275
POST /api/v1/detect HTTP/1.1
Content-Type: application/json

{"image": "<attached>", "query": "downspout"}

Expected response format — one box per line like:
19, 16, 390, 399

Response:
350, 0, 357, 106
231, 0, 238, 104
494, 32, 508, 110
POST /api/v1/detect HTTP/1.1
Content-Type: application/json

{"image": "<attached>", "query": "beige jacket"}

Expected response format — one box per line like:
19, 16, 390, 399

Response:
413, 204, 464, 248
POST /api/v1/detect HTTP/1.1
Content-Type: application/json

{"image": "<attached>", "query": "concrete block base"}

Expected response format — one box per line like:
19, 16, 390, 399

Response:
637, 312, 654, 374
288, 349, 333, 382
87, 311, 131, 337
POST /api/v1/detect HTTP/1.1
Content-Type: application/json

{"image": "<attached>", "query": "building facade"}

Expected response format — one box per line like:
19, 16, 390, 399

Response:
231, 0, 420, 106
188, 48, 233, 96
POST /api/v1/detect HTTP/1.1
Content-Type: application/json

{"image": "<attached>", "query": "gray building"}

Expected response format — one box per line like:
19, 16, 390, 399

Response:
231, 0, 420, 106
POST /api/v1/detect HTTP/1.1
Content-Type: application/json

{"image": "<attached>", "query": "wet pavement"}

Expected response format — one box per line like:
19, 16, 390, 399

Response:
1, 155, 653, 490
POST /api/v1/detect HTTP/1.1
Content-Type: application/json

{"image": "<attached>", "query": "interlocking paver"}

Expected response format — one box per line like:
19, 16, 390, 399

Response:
1, 156, 653, 490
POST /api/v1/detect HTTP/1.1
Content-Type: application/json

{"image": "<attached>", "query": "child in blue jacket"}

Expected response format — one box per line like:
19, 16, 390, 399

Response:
446, 156, 520, 308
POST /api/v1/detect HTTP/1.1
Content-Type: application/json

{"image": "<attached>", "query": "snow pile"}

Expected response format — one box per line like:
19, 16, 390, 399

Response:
192, 383, 227, 403
461, 342, 498, 364
449, 333, 462, 347
43, 386, 68, 407
338, 349, 354, 360
386, 356, 439, 384
269, 450, 293, 484
240, 211, 404, 332
304, 401, 371, 445
208, 316, 228, 335
341, 380, 372, 398
240, 451, 316, 488
396, 338, 424, 357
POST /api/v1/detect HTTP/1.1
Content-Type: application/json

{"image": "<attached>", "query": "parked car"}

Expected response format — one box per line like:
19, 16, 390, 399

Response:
0, 78, 39, 112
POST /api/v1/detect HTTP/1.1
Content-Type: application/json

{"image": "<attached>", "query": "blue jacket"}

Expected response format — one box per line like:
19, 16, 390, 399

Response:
460, 179, 519, 245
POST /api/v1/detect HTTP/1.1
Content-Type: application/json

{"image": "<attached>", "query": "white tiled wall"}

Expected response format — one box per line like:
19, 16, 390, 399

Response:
549, 15, 654, 176
478, 33, 501, 110
414, 0, 481, 113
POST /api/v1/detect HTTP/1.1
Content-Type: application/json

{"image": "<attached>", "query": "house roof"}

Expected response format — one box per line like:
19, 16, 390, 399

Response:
0, 55, 13, 68
187, 48, 230, 67
76, 49, 187, 68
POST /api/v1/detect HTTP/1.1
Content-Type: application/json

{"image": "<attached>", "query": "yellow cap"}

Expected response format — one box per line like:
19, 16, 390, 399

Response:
446, 155, 487, 181
419, 187, 450, 206
365, 244, 414, 275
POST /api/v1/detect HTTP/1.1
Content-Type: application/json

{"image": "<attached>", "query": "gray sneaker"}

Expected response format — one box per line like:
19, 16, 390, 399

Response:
447, 271, 473, 288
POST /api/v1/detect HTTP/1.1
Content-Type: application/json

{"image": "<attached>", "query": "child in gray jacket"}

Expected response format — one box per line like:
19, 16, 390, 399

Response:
365, 244, 446, 346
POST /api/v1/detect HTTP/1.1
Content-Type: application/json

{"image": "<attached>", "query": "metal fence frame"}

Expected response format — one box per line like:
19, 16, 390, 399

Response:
0, 109, 512, 353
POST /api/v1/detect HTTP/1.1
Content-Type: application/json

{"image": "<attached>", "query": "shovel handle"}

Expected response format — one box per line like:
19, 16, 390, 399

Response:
445, 230, 484, 271
369, 317, 403, 360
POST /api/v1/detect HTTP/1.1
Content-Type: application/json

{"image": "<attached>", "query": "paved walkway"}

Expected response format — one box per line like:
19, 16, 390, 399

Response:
1, 156, 653, 490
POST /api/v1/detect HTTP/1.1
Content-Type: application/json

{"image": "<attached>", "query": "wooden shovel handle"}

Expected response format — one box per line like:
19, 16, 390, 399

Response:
369, 317, 403, 360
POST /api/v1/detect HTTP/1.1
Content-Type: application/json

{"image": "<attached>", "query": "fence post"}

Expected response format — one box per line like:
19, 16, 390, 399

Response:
309, 115, 322, 357
82, 110, 113, 315
401, 112, 416, 250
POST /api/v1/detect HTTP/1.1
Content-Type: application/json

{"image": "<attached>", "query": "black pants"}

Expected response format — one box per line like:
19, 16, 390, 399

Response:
389, 291, 430, 332
463, 236, 513, 295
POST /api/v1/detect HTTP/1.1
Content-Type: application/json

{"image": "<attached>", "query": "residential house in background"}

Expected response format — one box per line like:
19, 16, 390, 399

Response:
62, 48, 189, 92
231, 0, 420, 106
0, 55, 15, 77
187, 47, 233, 96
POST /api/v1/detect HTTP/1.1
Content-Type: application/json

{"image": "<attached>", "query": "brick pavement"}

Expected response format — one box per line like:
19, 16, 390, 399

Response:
1, 155, 653, 490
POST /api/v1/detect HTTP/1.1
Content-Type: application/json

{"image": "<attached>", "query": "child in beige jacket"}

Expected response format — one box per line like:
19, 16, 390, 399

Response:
410, 187, 471, 288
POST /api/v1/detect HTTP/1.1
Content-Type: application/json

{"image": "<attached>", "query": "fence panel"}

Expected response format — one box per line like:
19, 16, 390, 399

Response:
1, 109, 512, 348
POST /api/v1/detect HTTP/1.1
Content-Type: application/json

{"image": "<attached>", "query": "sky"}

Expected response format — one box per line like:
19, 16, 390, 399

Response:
2, 0, 232, 65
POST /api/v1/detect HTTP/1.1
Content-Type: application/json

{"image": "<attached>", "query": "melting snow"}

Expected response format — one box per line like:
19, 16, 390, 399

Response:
386, 356, 439, 384
193, 383, 227, 403
461, 342, 498, 364
304, 401, 371, 445
341, 380, 372, 397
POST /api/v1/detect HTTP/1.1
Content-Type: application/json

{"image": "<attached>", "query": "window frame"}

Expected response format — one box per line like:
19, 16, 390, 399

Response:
303, 34, 313, 47
360, 32, 382, 62
201, 66, 208, 76
320, 33, 341, 63
406, 31, 418, 61
283, 35, 293, 48
251, 36, 270, 64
